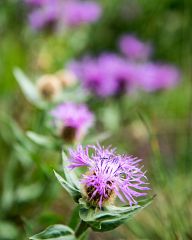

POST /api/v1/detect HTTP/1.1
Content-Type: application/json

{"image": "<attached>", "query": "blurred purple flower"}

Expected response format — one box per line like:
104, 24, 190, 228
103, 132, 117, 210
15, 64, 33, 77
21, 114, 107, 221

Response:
28, 1, 59, 29
26, 0, 102, 30
62, 1, 102, 26
70, 53, 180, 97
25, 0, 46, 6
68, 144, 149, 208
70, 53, 138, 97
50, 102, 94, 143
119, 35, 152, 61
137, 63, 180, 91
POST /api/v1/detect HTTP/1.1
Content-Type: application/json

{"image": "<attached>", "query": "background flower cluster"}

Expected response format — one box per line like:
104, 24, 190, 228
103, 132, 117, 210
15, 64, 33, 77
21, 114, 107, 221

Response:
70, 36, 180, 97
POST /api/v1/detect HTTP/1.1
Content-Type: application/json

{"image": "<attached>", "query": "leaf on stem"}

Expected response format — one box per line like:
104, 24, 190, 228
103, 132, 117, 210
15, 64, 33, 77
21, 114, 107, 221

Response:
13, 68, 45, 108
79, 196, 154, 232
27, 131, 54, 147
29, 224, 76, 240
62, 150, 80, 190
54, 170, 81, 203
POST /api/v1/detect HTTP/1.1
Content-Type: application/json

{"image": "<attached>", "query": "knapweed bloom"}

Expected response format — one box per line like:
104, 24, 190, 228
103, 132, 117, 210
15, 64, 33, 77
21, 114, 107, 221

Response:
68, 144, 149, 208
137, 63, 180, 91
26, 0, 102, 30
50, 103, 94, 143
70, 52, 180, 97
61, 1, 102, 27
28, 0, 59, 30
119, 35, 152, 61
70, 54, 137, 97
25, 0, 45, 6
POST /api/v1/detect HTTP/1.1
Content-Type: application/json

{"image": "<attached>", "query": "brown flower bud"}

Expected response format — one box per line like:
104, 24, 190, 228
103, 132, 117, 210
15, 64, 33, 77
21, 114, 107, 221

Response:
37, 74, 62, 100
60, 126, 77, 144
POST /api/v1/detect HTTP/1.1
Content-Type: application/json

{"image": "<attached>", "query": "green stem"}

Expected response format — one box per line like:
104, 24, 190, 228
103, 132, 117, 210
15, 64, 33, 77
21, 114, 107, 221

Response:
75, 220, 89, 239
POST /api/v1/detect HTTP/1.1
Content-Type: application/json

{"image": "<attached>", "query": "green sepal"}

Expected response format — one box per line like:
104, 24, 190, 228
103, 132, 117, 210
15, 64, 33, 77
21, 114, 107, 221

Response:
54, 170, 81, 203
29, 224, 76, 240
79, 196, 154, 232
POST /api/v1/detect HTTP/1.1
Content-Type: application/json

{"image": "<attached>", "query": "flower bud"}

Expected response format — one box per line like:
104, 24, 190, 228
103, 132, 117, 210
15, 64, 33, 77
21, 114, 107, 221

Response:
37, 74, 62, 100
60, 126, 77, 144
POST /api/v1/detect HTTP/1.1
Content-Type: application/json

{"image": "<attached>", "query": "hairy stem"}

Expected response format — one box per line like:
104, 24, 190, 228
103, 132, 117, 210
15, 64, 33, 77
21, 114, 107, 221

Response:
75, 220, 89, 239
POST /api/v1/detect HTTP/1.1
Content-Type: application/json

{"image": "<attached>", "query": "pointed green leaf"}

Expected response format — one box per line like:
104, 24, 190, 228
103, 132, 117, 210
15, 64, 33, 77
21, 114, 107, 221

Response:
62, 150, 80, 189
14, 68, 46, 108
14, 68, 39, 102
79, 197, 153, 232
54, 170, 81, 202
29, 224, 76, 240
27, 131, 54, 147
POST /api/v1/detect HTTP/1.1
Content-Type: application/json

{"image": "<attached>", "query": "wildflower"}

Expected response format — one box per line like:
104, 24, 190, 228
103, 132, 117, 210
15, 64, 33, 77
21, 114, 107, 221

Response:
137, 63, 180, 91
119, 35, 152, 61
25, 0, 45, 6
36, 74, 62, 100
26, 0, 102, 30
70, 54, 137, 97
68, 144, 149, 208
61, 1, 102, 26
28, 0, 59, 30
30, 144, 151, 238
50, 103, 94, 143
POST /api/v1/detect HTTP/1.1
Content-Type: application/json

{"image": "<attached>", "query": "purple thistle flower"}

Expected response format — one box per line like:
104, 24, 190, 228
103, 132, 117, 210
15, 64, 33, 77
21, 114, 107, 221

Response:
69, 53, 137, 97
68, 144, 149, 208
25, 0, 46, 6
26, 0, 102, 30
28, 1, 59, 30
69, 54, 180, 97
119, 35, 153, 61
62, 1, 102, 26
137, 63, 180, 91
50, 103, 94, 143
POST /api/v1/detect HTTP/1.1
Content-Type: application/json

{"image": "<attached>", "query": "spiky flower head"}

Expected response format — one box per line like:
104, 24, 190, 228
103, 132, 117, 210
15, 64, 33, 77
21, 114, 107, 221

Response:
68, 144, 149, 208
50, 103, 94, 143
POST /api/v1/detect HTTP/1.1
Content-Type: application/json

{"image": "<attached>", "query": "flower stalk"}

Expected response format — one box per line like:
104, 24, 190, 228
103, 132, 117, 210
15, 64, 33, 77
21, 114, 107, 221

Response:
75, 220, 89, 239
